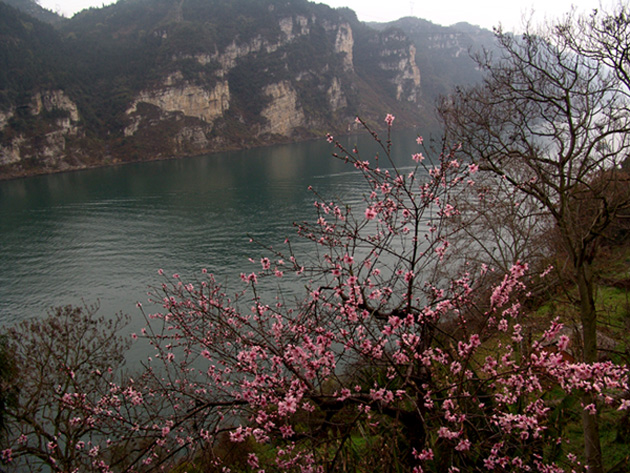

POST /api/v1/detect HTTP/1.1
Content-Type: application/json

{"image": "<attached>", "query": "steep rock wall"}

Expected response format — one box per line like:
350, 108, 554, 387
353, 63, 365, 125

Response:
124, 15, 359, 147
335, 23, 354, 72
261, 81, 305, 135
125, 75, 230, 136
377, 31, 422, 102
0, 90, 82, 168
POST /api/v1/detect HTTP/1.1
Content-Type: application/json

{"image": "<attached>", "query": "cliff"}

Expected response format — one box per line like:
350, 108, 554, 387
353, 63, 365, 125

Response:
369, 17, 497, 99
0, 0, 494, 179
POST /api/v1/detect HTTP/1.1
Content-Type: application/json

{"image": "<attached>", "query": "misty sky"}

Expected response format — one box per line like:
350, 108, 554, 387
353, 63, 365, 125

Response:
38, 0, 612, 31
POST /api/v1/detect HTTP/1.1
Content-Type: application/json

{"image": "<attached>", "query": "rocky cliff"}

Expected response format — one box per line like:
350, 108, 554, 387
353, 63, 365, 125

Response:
0, 90, 82, 169
369, 17, 497, 99
0, 0, 493, 179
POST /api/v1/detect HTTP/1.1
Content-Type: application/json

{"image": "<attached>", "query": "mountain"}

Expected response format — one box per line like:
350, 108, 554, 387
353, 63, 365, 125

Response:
370, 17, 496, 100
0, 0, 495, 179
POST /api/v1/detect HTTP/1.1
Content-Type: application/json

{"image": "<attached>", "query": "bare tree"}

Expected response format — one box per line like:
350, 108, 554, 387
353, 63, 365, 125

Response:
557, 3, 630, 97
439, 22, 630, 473
0, 305, 131, 472
446, 169, 555, 277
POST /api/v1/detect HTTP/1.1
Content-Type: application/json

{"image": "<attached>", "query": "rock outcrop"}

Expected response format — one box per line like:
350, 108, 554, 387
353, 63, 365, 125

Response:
261, 81, 306, 135
124, 74, 230, 140
335, 23, 354, 72
0, 90, 82, 169
375, 30, 422, 102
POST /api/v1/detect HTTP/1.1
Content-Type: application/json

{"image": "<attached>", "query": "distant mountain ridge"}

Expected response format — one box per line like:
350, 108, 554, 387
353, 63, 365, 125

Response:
370, 17, 495, 99
0, 0, 496, 179
1, 0, 64, 24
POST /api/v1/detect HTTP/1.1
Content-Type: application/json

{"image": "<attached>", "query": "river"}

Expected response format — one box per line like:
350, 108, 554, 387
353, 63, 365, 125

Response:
0, 129, 427, 336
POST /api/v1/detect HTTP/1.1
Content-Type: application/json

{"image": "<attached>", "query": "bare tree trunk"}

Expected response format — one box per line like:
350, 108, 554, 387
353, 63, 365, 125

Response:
577, 262, 603, 473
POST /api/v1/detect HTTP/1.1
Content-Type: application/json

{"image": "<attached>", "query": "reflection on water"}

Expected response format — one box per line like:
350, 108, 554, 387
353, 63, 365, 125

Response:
0, 129, 429, 334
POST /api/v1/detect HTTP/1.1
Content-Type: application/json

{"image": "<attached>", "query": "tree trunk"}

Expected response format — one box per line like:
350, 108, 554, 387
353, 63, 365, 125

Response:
576, 262, 603, 473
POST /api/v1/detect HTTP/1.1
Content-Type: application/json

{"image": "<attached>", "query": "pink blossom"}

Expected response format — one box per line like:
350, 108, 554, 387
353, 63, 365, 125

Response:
557, 335, 570, 351
115, 122, 630, 473
278, 395, 299, 417
540, 265, 554, 278
413, 448, 433, 460
583, 403, 597, 415
384, 114, 395, 126
280, 424, 295, 438
435, 242, 449, 260
230, 426, 249, 443
248, 453, 260, 469
370, 388, 394, 404
69, 416, 82, 426
455, 439, 471, 451
365, 206, 378, 220
337, 388, 352, 401
490, 262, 528, 307
437, 427, 460, 439
1, 448, 12, 463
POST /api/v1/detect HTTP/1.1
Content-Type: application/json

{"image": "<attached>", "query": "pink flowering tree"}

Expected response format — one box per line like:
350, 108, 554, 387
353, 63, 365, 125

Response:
25, 118, 628, 473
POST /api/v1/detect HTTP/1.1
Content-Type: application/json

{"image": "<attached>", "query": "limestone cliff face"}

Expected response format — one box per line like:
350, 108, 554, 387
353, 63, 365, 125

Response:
214, 37, 278, 73
327, 77, 347, 111
32, 90, 80, 125
0, 90, 82, 168
376, 31, 422, 102
279, 15, 311, 41
261, 81, 305, 135
209, 15, 314, 76
125, 74, 230, 136
369, 18, 495, 102
0, 136, 23, 166
0, 109, 13, 132
124, 14, 358, 151
391, 43, 421, 102
335, 23, 354, 72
